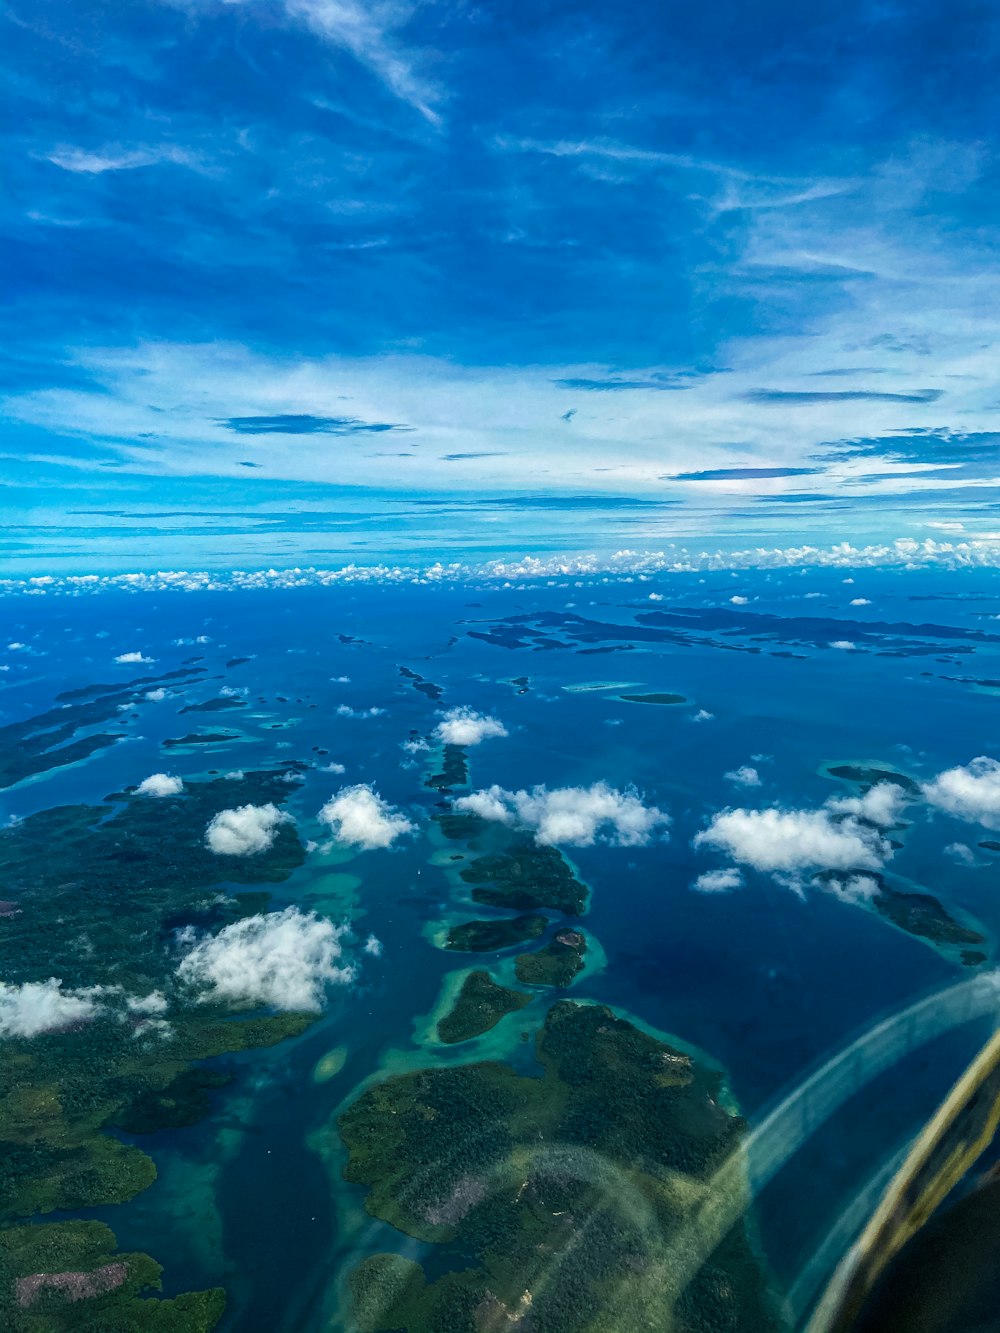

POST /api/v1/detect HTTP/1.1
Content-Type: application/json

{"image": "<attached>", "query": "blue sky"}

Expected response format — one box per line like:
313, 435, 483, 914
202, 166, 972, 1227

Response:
3, 0, 1000, 572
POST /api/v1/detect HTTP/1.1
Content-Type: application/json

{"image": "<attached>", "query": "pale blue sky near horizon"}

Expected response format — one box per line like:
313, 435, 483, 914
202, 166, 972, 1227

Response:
3, 0, 1000, 573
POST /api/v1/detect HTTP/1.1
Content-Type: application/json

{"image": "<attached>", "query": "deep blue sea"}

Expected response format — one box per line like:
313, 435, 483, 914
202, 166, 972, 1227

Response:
4, 565, 1000, 1330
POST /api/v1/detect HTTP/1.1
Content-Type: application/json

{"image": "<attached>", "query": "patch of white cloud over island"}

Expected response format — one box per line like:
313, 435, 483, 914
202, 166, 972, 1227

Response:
455, 781, 668, 847
922, 757, 1000, 831
0, 978, 105, 1038
822, 873, 882, 905
176, 907, 354, 1011
434, 707, 508, 746
826, 781, 909, 826
318, 784, 414, 850
694, 807, 891, 875
205, 803, 293, 855
126, 991, 169, 1015
135, 772, 184, 797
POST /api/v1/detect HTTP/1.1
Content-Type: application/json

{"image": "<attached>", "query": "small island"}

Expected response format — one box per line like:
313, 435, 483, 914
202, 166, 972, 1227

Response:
179, 696, 246, 714
460, 841, 588, 916
819, 869, 987, 959
436, 971, 531, 1043
398, 666, 444, 702
874, 886, 986, 951
824, 763, 921, 796
617, 691, 686, 705
514, 929, 587, 987
444, 913, 547, 953
426, 745, 469, 793
162, 731, 241, 748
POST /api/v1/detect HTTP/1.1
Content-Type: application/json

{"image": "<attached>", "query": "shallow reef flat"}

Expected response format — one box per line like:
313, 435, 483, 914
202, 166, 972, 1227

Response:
341, 999, 780, 1333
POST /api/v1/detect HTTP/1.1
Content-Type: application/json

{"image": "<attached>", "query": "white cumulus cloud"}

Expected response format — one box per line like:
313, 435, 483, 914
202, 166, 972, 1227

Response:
318, 784, 414, 850
694, 807, 891, 874
821, 873, 882, 904
946, 842, 977, 866
0, 979, 102, 1037
455, 781, 669, 847
691, 868, 743, 893
115, 651, 154, 664
176, 907, 353, 1011
826, 781, 909, 827
922, 757, 1000, 830
434, 707, 508, 746
829, 640, 856, 651
205, 803, 294, 855
135, 772, 184, 798
724, 765, 761, 787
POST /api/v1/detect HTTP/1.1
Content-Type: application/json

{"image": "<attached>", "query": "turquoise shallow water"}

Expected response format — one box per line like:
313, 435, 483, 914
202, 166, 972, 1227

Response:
3, 565, 1000, 1329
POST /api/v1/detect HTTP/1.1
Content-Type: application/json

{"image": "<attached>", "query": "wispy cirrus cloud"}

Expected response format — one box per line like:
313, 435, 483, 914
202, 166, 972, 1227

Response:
495, 136, 861, 213
280, 0, 442, 124
45, 144, 200, 174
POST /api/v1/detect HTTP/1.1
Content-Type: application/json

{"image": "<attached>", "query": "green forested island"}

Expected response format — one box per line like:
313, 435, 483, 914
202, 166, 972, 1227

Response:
514, 929, 587, 987
341, 1000, 779, 1333
444, 913, 547, 953
436, 971, 531, 1044
0, 766, 314, 1330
